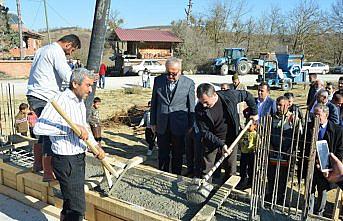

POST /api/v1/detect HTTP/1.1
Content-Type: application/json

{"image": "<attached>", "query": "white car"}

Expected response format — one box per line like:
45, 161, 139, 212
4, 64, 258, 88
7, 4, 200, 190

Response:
302, 62, 329, 75
130, 60, 166, 75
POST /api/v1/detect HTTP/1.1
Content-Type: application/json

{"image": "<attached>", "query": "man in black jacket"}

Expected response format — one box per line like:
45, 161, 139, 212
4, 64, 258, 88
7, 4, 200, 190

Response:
195, 83, 258, 182
308, 104, 343, 216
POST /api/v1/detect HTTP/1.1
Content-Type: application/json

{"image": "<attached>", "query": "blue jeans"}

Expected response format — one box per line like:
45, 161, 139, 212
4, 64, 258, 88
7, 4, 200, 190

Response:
98, 75, 105, 88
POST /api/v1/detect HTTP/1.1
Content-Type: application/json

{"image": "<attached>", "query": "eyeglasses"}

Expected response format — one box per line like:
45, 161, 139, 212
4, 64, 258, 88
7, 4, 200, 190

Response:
167, 72, 178, 77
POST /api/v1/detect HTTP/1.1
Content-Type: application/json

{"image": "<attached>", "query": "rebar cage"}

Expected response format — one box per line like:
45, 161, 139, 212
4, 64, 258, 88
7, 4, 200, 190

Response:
250, 111, 323, 220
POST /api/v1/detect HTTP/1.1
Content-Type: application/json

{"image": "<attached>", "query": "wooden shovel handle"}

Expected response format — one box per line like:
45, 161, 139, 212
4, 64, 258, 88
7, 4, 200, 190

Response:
51, 100, 119, 177
203, 120, 253, 182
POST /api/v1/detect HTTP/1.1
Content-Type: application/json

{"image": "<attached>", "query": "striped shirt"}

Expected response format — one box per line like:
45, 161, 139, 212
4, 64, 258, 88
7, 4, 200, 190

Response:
27, 42, 72, 102
33, 89, 98, 155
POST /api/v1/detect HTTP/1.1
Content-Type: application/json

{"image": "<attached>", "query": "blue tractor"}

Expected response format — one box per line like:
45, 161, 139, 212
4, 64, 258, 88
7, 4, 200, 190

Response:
256, 54, 308, 91
213, 48, 252, 75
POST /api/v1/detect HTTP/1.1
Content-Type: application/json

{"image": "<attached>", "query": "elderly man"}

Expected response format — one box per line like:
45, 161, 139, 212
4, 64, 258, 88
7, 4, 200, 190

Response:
34, 68, 105, 221
195, 83, 257, 183
266, 96, 298, 203
310, 89, 339, 124
27, 34, 81, 182
256, 82, 276, 118
307, 79, 325, 108
150, 57, 195, 175
307, 104, 343, 216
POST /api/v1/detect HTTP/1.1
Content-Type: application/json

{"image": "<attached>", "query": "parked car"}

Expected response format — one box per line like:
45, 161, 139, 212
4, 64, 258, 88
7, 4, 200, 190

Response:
301, 62, 329, 74
332, 66, 343, 74
130, 60, 166, 75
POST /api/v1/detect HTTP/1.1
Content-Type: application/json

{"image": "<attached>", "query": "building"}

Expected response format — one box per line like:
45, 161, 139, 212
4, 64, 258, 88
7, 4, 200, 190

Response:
111, 27, 182, 59
7, 13, 43, 58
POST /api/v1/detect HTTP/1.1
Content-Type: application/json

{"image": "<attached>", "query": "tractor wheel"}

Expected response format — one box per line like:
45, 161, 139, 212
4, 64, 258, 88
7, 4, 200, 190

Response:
237, 61, 250, 75
282, 79, 292, 91
220, 64, 229, 75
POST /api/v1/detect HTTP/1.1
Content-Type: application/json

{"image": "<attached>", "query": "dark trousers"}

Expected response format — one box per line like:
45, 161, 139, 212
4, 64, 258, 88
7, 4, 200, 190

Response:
309, 169, 329, 216
90, 125, 102, 142
185, 129, 202, 177
29, 127, 36, 138
240, 152, 254, 184
157, 130, 185, 175
52, 153, 85, 221
98, 75, 105, 88
267, 164, 289, 204
145, 128, 156, 150
27, 96, 53, 156
201, 145, 238, 183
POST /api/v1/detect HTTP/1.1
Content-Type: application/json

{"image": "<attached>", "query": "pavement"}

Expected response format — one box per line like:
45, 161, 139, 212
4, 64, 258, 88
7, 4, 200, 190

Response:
0, 73, 341, 96
0, 194, 58, 221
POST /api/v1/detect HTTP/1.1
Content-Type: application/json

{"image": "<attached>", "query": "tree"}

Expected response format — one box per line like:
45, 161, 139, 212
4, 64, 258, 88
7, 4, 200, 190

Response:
287, 0, 321, 54
328, 0, 343, 64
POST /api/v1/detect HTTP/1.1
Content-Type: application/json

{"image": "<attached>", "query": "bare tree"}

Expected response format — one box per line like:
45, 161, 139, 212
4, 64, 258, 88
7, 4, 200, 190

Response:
287, 0, 321, 54
329, 0, 343, 64
185, 0, 193, 25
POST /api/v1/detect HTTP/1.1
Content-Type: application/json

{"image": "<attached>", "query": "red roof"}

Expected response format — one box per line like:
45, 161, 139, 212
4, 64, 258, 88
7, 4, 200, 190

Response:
114, 28, 182, 43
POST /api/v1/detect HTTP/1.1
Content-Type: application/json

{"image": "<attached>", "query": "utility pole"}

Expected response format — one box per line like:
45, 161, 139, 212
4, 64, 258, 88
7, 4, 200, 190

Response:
43, 0, 51, 43
15, 0, 24, 60
85, 0, 111, 113
185, 0, 192, 25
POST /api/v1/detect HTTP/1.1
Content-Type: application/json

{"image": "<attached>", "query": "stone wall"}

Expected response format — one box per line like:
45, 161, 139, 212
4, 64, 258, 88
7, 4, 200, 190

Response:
0, 60, 31, 78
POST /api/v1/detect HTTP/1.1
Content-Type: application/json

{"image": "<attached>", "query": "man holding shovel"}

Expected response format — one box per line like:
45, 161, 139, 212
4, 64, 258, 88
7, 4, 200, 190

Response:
195, 83, 258, 183
34, 68, 105, 221
27, 34, 81, 182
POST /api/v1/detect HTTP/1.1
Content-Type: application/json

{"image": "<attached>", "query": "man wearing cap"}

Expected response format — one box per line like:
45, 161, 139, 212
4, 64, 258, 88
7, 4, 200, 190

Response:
229, 73, 247, 91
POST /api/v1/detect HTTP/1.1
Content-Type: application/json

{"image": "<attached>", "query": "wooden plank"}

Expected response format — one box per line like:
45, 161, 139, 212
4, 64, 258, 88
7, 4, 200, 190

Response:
332, 188, 342, 220
85, 202, 96, 221
96, 209, 127, 221
25, 186, 42, 200
0, 169, 3, 184
0, 184, 61, 219
48, 195, 55, 205
3, 170, 18, 181
0, 162, 23, 174
3, 177, 17, 189
86, 191, 174, 221
191, 175, 241, 221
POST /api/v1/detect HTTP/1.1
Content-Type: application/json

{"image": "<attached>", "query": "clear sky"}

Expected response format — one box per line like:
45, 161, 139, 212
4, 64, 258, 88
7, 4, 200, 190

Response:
5, 0, 335, 31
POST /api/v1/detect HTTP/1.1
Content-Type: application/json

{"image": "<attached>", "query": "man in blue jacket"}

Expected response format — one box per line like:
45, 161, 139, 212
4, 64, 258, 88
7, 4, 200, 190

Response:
256, 82, 276, 119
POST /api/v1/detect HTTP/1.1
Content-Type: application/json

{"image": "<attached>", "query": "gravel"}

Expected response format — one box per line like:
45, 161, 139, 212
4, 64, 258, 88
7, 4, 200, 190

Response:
84, 156, 202, 220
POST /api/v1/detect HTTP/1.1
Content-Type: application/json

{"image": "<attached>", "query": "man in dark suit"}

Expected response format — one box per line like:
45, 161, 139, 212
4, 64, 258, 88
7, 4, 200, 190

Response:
150, 57, 195, 175
195, 83, 258, 182
256, 82, 276, 118
307, 73, 318, 106
308, 104, 343, 216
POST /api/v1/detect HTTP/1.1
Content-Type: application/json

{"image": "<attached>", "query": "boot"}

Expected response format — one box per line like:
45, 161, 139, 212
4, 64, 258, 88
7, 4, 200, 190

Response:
42, 155, 56, 182
32, 143, 43, 172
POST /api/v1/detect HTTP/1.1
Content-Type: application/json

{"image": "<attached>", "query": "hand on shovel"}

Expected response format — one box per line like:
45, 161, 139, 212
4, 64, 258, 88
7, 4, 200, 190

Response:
76, 124, 89, 141
95, 146, 106, 160
222, 144, 229, 155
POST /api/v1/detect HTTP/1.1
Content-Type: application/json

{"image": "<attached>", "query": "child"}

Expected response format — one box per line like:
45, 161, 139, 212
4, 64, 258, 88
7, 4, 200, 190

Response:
88, 97, 102, 144
27, 107, 38, 138
15, 103, 29, 136
139, 101, 156, 156
237, 120, 257, 190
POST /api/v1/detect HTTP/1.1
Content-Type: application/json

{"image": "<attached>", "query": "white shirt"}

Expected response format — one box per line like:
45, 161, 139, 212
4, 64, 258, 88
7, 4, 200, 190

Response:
33, 89, 98, 155
27, 42, 72, 102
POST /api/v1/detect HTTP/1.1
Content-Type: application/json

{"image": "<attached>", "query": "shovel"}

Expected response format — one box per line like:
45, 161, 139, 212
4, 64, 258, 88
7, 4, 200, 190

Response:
186, 120, 253, 204
51, 100, 121, 188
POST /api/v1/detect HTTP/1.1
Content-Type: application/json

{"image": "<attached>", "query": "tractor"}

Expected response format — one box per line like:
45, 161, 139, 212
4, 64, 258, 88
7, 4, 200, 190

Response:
256, 53, 308, 91
213, 48, 252, 75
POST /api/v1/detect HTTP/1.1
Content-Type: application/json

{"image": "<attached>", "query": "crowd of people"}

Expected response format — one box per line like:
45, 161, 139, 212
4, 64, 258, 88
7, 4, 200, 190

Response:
19, 32, 343, 220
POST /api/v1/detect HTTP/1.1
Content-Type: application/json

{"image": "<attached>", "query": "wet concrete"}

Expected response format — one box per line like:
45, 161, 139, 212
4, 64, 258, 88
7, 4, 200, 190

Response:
84, 156, 202, 220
